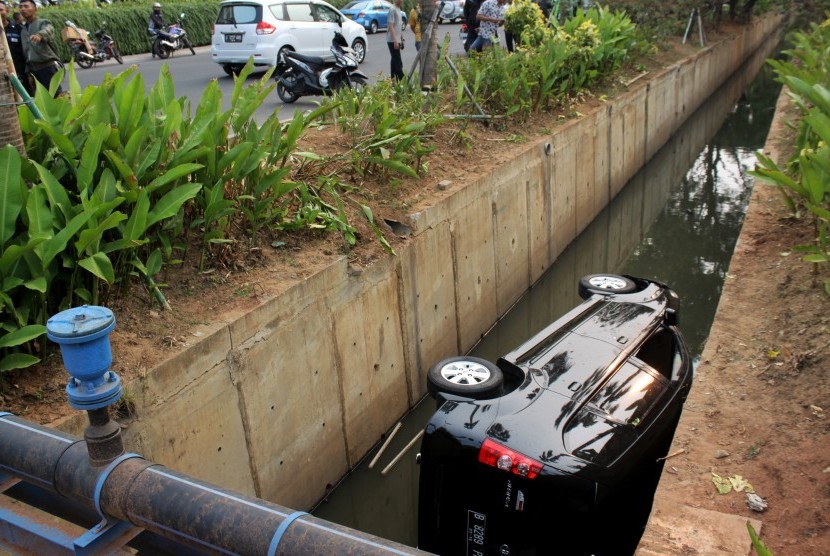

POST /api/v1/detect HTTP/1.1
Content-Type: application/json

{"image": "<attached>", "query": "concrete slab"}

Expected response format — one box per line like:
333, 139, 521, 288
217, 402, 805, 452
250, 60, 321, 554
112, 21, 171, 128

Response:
398, 223, 458, 401
451, 193, 498, 352
637, 501, 762, 556
232, 300, 348, 509
332, 262, 409, 465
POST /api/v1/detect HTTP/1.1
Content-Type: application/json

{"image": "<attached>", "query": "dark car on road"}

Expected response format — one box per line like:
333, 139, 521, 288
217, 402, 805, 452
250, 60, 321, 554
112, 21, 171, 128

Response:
417, 274, 693, 555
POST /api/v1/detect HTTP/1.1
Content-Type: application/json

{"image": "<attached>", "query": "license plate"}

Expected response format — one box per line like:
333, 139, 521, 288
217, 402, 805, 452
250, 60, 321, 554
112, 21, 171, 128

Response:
466, 510, 486, 556
225, 34, 242, 43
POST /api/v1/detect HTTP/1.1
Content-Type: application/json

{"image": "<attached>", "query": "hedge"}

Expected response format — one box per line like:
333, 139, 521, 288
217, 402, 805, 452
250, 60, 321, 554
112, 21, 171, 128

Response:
38, 2, 219, 59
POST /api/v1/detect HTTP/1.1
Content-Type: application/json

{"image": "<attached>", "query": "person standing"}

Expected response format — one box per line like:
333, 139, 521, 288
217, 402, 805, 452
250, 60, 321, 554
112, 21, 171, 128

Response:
408, 3, 421, 51
386, 0, 404, 81
470, 0, 506, 53
462, 0, 480, 52
1, 3, 33, 95
18, 0, 62, 96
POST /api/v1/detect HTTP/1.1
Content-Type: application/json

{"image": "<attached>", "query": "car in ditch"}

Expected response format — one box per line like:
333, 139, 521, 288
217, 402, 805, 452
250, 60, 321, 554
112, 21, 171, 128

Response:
417, 274, 693, 555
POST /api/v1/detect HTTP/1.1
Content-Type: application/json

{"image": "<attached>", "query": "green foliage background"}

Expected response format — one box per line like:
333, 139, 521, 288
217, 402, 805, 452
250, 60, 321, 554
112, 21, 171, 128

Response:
38, 2, 218, 58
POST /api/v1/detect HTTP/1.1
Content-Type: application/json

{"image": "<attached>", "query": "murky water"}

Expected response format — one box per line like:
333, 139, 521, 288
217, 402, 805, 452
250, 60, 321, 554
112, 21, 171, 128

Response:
312, 53, 782, 550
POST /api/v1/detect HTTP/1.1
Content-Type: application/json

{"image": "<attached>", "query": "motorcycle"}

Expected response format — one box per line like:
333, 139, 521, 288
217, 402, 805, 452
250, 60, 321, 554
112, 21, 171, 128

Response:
151, 13, 196, 59
276, 32, 368, 104
62, 20, 123, 69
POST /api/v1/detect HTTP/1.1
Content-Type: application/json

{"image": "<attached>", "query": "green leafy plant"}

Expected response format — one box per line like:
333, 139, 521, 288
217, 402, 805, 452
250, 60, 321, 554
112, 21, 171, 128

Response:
749, 21, 830, 294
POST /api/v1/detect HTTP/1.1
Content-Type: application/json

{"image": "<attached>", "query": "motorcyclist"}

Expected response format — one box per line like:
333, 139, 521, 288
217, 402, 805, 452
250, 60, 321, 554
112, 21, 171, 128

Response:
148, 2, 171, 58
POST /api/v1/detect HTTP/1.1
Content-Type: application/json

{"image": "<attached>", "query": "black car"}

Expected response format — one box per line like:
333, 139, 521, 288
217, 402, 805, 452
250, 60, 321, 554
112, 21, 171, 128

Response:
417, 275, 693, 556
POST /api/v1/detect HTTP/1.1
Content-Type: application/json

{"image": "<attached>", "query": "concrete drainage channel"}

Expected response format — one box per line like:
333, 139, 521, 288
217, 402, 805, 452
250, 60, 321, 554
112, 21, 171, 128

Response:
313, 39, 784, 555
0, 15, 783, 556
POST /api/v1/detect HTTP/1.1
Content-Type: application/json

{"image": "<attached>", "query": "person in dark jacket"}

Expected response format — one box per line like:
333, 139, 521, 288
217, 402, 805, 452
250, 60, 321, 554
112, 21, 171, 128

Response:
148, 2, 170, 58
463, 0, 480, 52
1, 3, 34, 94
18, 0, 62, 96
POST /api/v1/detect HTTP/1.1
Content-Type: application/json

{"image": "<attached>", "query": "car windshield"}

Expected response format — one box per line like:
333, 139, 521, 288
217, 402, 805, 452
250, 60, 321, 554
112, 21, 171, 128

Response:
216, 4, 262, 25
343, 1, 369, 9
216, 4, 261, 24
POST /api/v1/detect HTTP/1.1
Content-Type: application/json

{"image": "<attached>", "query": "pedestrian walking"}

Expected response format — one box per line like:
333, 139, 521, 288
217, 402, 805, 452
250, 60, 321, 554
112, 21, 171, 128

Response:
386, 0, 404, 81
18, 0, 62, 96
409, 3, 422, 51
470, 0, 507, 53
463, 0, 480, 52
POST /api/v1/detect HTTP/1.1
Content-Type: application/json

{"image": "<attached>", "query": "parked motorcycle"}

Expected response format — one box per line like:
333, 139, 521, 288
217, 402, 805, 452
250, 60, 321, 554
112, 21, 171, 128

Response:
151, 12, 196, 59
276, 32, 368, 104
62, 20, 123, 69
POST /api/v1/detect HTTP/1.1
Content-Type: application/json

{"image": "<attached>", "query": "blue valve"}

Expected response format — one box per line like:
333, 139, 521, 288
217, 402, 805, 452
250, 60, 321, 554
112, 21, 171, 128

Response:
46, 306, 122, 411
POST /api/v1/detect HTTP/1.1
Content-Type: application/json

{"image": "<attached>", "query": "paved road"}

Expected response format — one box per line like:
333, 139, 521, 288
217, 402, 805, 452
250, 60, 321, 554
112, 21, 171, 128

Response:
73, 23, 468, 122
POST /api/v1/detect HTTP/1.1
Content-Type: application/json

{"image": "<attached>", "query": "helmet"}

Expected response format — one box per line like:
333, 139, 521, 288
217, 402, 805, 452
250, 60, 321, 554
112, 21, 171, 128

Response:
152, 2, 161, 8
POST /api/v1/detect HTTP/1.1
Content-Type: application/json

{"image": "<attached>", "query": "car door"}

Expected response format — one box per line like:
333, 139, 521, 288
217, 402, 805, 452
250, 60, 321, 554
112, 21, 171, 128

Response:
312, 2, 343, 50
283, 1, 325, 56
373, 1, 390, 29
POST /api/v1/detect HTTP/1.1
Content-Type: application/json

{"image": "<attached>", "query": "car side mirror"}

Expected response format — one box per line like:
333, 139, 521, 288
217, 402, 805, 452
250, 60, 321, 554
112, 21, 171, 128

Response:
338, 16, 343, 26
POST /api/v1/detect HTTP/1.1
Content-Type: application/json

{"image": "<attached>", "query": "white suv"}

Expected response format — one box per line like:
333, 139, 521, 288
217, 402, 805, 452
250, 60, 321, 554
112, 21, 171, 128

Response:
212, 0, 368, 76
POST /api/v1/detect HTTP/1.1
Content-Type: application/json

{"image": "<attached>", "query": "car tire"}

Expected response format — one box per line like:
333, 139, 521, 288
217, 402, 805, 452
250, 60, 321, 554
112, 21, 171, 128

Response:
578, 274, 638, 299
222, 64, 244, 77
369, 20, 378, 34
427, 356, 504, 400
351, 38, 366, 63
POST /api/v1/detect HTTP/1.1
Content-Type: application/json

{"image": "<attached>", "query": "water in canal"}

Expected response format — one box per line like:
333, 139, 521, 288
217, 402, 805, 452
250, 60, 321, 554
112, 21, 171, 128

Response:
312, 52, 783, 552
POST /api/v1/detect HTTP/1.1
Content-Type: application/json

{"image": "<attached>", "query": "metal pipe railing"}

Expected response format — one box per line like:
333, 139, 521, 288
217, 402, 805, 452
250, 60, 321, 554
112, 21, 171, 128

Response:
0, 413, 429, 555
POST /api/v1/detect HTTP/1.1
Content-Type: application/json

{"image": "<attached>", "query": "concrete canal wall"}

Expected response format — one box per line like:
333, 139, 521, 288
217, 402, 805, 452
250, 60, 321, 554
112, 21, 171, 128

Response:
55, 14, 784, 512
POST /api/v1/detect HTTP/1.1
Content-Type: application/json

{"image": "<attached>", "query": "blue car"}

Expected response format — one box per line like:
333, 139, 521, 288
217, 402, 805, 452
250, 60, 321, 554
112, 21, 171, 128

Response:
340, 0, 407, 34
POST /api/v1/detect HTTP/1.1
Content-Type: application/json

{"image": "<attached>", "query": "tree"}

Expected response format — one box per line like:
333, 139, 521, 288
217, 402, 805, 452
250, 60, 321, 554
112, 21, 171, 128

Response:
1, 27, 26, 156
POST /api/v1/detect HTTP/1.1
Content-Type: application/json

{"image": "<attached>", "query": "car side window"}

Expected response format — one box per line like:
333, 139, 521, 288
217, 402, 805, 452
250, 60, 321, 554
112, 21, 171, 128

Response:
589, 361, 665, 429
563, 408, 636, 466
315, 4, 341, 23
285, 3, 315, 22
269, 4, 288, 20
633, 327, 677, 381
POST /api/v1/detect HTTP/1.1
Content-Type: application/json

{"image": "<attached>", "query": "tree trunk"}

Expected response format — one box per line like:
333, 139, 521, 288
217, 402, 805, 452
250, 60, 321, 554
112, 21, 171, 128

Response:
1, 27, 26, 156
419, 0, 438, 89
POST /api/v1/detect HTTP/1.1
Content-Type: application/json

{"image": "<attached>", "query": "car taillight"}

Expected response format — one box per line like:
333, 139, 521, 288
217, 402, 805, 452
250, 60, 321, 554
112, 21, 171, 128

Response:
256, 21, 276, 35
478, 438, 542, 479
357, 11, 365, 17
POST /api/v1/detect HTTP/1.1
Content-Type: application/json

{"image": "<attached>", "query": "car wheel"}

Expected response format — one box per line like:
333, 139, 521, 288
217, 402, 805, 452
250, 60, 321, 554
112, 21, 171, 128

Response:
370, 20, 378, 34
578, 274, 638, 299
351, 38, 366, 63
427, 356, 504, 400
277, 70, 300, 103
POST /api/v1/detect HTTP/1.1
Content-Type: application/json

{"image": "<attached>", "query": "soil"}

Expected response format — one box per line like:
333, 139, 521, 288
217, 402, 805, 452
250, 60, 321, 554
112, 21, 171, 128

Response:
2, 23, 828, 555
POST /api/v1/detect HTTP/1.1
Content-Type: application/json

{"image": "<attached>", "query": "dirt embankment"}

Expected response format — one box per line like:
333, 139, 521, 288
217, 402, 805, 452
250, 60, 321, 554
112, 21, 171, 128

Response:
639, 91, 830, 555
